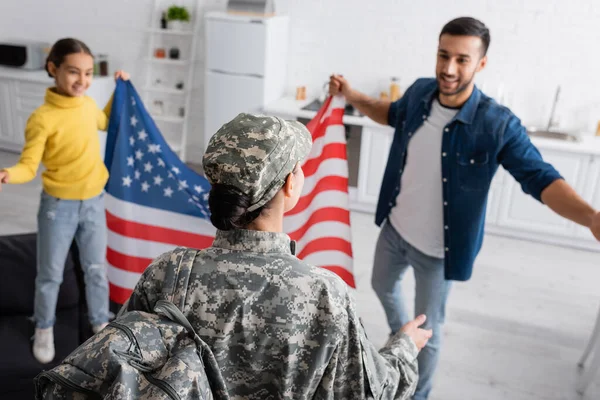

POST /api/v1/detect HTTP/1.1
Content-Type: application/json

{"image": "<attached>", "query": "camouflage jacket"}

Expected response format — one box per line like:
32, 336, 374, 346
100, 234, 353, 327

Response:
120, 229, 419, 399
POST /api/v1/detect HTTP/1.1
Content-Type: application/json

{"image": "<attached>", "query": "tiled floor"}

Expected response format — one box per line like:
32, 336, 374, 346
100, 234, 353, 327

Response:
1, 149, 599, 399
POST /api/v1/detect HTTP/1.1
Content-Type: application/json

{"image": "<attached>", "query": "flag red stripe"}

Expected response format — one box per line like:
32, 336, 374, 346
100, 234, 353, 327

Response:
286, 175, 349, 216
109, 282, 133, 304
302, 143, 348, 177
306, 96, 333, 132
308, 109, 344, 142
107, 247, 153, 274
297, 237, 353, 259
106, 210, 214, 249
321, 265, 356, 288
288, 207, 351, 241
328, 108, 344, 126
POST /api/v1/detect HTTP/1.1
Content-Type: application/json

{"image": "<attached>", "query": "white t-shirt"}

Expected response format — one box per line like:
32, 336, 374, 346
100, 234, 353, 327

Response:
388, 99, 458, 258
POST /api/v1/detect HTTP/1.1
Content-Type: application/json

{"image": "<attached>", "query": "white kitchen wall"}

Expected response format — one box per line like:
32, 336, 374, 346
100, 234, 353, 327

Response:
278, 0, 600, 134
1, 0, 600, 161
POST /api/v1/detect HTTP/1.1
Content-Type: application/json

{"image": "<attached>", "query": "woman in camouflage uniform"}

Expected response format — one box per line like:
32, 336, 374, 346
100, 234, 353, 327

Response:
122, 113, 432, 399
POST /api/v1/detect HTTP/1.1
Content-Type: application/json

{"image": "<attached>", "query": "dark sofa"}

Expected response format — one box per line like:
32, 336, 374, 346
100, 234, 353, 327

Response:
0, 233, 93, 400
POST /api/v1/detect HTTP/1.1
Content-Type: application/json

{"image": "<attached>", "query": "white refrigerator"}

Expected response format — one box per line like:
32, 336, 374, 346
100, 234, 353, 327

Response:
204, 11, 289, 150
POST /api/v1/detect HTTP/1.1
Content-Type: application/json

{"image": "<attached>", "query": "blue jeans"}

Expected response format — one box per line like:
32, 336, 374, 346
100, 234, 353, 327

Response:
35, 191, 109, 329
371, 221, 452, 400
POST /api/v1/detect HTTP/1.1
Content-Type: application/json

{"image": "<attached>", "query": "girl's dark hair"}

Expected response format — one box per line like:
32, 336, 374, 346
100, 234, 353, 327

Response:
208, 184, 265, 230
45, 38, 93, 78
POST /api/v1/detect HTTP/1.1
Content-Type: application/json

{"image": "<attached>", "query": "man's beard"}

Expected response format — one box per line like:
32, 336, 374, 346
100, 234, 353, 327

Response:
437, 72, 475, 96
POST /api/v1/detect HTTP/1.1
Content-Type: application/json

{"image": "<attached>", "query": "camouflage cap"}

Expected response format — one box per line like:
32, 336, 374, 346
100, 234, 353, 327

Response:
202, 113, 312, 211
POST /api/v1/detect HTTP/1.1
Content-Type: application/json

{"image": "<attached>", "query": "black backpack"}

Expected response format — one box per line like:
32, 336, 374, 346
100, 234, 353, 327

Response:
34, 247, 230, 400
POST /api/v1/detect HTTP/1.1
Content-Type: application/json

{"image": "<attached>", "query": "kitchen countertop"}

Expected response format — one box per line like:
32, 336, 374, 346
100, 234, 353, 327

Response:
263, 96, 600, 156
528, 134, 600, 156
0, 66, 54, 83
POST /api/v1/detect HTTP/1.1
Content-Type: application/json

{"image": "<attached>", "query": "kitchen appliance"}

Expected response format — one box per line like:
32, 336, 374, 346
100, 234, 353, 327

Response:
204, 11, 289, 149
0, 40, 49, 70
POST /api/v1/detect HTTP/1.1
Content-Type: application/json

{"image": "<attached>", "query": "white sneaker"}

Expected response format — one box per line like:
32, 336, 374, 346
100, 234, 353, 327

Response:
92, 322, 108, 334
33, 327, 55, 364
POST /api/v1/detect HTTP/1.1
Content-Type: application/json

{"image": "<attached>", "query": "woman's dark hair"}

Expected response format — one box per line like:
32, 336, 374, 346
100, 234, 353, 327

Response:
45, 38, 93, 78
440, 17, 491, 56
208, 184, 265, 230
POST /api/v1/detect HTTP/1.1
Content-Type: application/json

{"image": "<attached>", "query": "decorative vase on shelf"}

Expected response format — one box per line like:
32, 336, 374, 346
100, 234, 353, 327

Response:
169, 47, 180, 60
166, 5, 190, 31
168, 20, 188, 31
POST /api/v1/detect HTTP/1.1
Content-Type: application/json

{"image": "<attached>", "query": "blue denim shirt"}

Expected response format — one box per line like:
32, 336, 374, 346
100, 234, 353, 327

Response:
377, 78, 562, 281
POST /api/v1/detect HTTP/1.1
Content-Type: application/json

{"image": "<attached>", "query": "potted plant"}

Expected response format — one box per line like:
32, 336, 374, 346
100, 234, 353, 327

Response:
166, 5, 190, 30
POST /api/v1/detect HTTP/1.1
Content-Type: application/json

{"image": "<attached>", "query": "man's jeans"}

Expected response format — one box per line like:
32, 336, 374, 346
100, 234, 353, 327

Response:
35, 191, 109, 329
372, 221, 452, 400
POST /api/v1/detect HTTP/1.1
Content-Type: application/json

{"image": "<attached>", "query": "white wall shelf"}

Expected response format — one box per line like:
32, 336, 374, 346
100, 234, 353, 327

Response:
146, 28, 194, 36
145, 58, 190, 66
143, 86, 187, 95
141, 0, 201, 162
153, 115, 185, 124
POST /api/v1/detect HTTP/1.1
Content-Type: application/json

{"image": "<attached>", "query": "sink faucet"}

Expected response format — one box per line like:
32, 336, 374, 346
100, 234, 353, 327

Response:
547, 85, 561, 131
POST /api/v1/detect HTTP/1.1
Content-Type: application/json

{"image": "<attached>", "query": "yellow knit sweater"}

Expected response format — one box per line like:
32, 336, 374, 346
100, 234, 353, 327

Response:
4, 87, 113, 200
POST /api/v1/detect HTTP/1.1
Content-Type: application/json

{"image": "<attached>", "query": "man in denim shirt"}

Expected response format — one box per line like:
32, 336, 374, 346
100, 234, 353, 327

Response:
330, 16, 600, 399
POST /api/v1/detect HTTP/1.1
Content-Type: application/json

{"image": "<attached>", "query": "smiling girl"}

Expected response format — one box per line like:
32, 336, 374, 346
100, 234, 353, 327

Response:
0, 38, 129, 364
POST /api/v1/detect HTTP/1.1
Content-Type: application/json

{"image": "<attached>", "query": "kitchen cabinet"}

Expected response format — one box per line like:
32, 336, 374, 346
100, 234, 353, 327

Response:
495, 149, 588, 237
486, 149, 600, 252
13, 80, 46, 147
576, 155, 600, 243
0, 78, 17, 151
357, 125, 393, 206
485, 167, 508, 225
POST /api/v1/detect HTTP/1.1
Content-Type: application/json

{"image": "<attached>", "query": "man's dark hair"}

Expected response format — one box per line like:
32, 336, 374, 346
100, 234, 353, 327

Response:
440, 17, 491, 56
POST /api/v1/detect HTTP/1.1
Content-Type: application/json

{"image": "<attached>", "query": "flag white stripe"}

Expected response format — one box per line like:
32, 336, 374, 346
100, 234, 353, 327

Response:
108, 264, 142, 290
329, 96, 346, 110
301, 159, 348, 194
105, 193, 216, 236
284, 191, 350, 231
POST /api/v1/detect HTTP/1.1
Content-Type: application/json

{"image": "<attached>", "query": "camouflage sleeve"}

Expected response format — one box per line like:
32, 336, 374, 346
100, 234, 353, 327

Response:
326, 291, 419, 400
117, 251, 173, 317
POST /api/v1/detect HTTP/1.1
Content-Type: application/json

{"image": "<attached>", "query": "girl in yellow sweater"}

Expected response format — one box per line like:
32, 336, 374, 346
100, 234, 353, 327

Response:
0, 38, 129, 364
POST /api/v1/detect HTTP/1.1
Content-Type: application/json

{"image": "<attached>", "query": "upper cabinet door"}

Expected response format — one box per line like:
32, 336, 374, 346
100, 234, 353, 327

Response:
206, 17, 267, 76
0, 78, 13, 143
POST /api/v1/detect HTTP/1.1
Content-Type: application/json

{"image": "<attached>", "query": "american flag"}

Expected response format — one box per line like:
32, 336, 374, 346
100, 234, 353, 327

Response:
104, 81, 355, 304
283, 95, 355, 288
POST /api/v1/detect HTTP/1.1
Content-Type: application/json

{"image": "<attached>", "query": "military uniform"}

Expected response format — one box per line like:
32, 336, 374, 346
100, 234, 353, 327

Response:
121, 112, 420, 398
121, 228, 419, 399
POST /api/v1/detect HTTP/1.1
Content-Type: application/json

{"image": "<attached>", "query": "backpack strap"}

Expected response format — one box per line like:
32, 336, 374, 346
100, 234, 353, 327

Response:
153, 250, 231, 399
153, 299, 230, 399
159, 247, 197, 311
